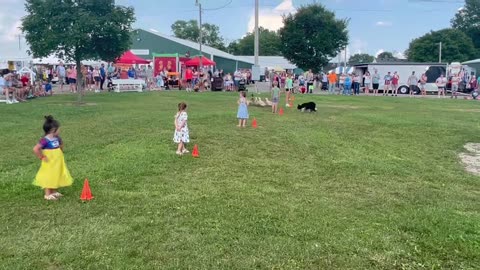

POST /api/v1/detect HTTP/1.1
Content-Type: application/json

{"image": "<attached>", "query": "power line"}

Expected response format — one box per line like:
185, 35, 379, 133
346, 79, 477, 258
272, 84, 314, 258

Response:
203, 0, 233, 11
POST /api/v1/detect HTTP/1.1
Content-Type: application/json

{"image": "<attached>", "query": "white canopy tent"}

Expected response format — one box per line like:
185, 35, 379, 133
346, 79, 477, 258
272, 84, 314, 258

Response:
462, 59, 480, 73
238, 56, 297, 71
33, 56, 106, 67
18, 67, 35, 85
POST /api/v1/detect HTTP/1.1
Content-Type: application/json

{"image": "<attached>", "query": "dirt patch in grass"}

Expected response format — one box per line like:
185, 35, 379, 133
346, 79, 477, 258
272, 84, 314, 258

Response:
459, 143, 480, 175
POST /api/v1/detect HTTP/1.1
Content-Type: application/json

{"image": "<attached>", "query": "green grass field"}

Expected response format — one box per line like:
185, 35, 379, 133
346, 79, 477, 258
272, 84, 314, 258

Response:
1, 92, 479, 269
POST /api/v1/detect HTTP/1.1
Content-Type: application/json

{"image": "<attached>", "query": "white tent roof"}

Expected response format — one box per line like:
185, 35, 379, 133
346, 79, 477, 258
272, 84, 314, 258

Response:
32, 56, 106, 66
462, 59, 480, 72
238, 56, 297, 70
463, 59, 480, 65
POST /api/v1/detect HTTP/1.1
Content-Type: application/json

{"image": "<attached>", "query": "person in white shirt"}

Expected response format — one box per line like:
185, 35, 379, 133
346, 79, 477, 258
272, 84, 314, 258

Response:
234, 70, 242, 90
353, 74, 361, 95
420, 73, 428, 97
407, 71, 418, 97
321, 73, 328, 91
339, 73, 346, 94
0, 74, 5, 101
2, 74, 19, 104
363, 71, 371, 95
56, 62, 66, 91
372, 70, 381, 96
436, 74, 447, 98
450, 73, 460, 99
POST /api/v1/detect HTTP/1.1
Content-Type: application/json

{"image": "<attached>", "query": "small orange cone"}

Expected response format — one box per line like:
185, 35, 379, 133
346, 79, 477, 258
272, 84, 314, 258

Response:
192, 144, 200, 158
80, 179, 94, 201
252, 118, 258, 128
279, 107, 284, 116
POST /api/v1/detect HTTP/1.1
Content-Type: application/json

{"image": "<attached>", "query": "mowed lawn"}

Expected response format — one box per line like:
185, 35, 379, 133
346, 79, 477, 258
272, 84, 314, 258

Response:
1, 91, 479, 269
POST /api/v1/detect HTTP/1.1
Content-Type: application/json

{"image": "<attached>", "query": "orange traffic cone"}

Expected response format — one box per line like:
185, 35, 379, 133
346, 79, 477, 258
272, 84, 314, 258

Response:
80, 179, 94, 201
252, 118, 258, 128
192, 144, 200, 158
279, 107, 284, 116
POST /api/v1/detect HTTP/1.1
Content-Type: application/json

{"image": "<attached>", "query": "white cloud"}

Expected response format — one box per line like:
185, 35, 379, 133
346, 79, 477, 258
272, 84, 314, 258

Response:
0, 1, 29, 59
375, 21, 392, 27
393, 51, 406, 59
6, 20, 22, 41
247, 0, 296, 32
351, 39, 368, 55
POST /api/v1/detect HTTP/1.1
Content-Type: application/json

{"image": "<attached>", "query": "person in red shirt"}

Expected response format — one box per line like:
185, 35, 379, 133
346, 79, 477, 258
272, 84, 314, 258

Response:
21, 74, 29, 86
391, 71, 400, 96
185, 67, 193, 92
20, 74, 31, 100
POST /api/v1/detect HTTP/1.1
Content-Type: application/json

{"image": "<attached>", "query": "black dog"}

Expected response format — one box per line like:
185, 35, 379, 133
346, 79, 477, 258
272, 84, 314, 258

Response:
297, 102, 317, 112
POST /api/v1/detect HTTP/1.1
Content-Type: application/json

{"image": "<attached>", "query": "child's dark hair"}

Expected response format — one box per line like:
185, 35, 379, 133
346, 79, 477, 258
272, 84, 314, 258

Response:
178, 102, 187, 111
240, 91, 246, 98
43, 115, 60, 134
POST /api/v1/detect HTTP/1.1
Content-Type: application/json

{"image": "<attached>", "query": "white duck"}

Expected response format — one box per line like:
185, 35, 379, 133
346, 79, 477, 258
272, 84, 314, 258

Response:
264, 98, 273, 106
256, 97, 266, 107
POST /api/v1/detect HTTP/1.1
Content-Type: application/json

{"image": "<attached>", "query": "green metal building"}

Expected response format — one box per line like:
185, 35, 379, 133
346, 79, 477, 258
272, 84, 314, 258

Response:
130, 29, 253, 73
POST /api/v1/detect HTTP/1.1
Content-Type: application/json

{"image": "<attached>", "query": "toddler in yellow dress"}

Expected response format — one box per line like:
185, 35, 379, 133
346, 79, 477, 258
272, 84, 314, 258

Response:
33, 115, 73, 200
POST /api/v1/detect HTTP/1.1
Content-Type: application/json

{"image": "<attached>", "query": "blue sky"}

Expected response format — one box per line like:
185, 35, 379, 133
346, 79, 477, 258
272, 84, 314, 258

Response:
117, 0, 461, 58
1, 0, 462, 59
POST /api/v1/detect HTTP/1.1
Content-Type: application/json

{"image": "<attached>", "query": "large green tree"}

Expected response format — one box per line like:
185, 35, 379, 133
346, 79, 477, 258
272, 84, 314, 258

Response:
376, 52, 398, 62
406, 28, 476, 63
279, 3, 349, 72
171, 20, 226, 51
348, 53, 374, 64
451, 0, 480, 52
22, 0, 135, 102
227, 27, 282, 56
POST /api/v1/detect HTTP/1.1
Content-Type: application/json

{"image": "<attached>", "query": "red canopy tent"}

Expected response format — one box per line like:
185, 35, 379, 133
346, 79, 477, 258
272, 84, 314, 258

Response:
116, 51, 150, 64
184, 56, 216, 67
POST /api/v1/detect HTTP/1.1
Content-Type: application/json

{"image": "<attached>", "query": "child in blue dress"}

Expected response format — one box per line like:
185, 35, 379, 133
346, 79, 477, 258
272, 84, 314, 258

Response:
343, 74, 352, 95
173, 102, 190, 155
236, 91, 249, 127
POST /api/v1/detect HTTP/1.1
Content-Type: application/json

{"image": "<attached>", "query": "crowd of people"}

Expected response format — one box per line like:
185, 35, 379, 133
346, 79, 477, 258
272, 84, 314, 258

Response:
1, 68, 53, 104
264, 68, 480, 99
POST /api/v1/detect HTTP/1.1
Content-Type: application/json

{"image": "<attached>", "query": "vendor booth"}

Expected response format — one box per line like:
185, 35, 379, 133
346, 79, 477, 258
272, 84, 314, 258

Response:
112, 51, 151, 93
152, 53, 190, 76
184, 56, 216, 67
115, 51, 150, 68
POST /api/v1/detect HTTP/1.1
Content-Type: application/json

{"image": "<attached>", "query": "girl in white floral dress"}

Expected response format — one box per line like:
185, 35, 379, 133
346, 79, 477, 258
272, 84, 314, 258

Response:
173, 102, 190, 155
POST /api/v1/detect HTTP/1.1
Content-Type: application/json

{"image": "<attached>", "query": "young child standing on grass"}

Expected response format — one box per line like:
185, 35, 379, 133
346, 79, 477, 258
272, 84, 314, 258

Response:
271, 81, 280, 113
236, 91, 249, 127
173, 102, 190, 155
285, 74, 294, 107
33, 115, 73, 201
